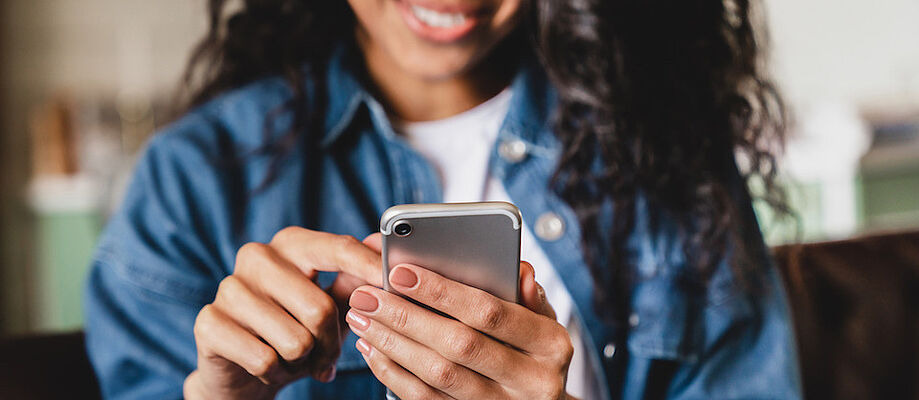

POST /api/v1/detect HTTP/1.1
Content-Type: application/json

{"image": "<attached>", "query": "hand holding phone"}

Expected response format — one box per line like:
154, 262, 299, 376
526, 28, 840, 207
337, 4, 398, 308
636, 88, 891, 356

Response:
345, 202, 575, 400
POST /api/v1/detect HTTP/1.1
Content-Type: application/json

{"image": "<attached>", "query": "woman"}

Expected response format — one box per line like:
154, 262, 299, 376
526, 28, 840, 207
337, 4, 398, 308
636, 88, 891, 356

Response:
84, 0, 802, 399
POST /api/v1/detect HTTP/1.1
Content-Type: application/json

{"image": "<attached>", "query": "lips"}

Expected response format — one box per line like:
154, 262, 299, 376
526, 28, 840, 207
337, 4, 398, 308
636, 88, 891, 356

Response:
396, 1, 484, 43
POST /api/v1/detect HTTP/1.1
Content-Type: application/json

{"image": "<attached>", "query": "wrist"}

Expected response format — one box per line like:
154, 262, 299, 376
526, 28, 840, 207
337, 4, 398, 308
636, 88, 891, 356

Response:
184, 369, 279, 400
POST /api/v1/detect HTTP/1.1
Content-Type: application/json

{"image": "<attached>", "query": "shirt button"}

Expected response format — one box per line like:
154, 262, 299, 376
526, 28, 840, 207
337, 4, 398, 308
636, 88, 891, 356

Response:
628, 313, 640, 327
603, 343, 617, 359
534, 212, 565, 241
498, 139, 527, 163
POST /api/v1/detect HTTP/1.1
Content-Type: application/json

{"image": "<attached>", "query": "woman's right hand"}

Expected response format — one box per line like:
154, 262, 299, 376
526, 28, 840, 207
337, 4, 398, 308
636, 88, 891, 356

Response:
183, 227, 383, 400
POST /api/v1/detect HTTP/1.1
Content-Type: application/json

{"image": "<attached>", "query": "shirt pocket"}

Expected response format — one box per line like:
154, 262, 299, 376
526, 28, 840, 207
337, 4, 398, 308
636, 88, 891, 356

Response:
626, 274, 703, 363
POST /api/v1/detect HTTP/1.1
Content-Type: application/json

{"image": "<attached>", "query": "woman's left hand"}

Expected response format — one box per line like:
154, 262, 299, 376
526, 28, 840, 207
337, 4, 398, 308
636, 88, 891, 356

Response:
346, 235, 575, 400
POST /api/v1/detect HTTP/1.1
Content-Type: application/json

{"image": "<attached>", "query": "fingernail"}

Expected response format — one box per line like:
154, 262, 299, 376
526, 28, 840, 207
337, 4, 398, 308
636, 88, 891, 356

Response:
390, 266, 418, 289
317, 365, 336, 382
350, 290, 379, 312
356, 338, 372, 356
346, 310, 370, 331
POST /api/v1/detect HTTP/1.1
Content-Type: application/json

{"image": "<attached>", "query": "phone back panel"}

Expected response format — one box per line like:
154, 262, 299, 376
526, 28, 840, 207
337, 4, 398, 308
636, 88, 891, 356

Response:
381, 202, 521, 302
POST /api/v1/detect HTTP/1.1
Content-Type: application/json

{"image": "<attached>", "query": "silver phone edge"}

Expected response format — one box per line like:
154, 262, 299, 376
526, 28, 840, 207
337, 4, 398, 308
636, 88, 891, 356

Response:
380, 201, 522, 234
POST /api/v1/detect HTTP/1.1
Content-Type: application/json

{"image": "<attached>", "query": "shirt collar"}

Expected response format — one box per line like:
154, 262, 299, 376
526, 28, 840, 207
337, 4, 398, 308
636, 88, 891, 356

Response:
318, 41, 558, 152
320, 43, 370, 148
498, 56, 559, 155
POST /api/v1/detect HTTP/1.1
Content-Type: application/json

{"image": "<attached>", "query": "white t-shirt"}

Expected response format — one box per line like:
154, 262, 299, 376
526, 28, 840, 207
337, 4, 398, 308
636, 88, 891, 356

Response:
395, 88, 599, 399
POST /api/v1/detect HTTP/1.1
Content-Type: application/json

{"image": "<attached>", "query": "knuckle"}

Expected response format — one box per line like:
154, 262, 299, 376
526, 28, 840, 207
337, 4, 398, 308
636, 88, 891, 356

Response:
530, 371, 566, 399
368, 354, 389, 377
550, 331, 574, 365
312, 293, 337, 318
193, 305, 215, 340
280, 332, 314, 361
378, 332, 398, 353
304, 294, 337, 326
392, 305, 411, 331
428, 359, 461, 391
446, 329, 481, 363
334, 234, 361, 252
475, 299, 505, 331
249, 348, 278, 377
270, 226, 302, 245
238, 242, 271, 261
425, 280, 449, 306
214, 275, 245, 305
216, 274, 240, 292
235, 243, 273, 275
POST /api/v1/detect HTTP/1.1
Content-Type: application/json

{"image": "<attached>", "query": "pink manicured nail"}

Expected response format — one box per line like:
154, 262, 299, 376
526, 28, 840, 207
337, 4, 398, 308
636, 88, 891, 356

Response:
346, 310, 370, 331
390, 266, 418, 288
356, 338, 372, 356
350, 290, 379, 312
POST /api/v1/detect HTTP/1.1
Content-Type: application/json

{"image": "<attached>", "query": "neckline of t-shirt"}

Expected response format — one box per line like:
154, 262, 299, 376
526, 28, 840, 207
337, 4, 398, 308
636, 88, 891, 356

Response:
394, 87, 514, 138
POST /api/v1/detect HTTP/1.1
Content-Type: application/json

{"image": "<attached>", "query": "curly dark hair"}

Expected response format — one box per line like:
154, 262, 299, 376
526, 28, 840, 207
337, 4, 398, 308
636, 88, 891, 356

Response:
181, 0, 788, 326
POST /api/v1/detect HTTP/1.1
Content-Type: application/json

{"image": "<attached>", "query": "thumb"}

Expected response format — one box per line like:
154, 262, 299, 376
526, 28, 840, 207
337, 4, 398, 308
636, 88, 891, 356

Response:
362, 233, 383, 253
329, 233, 383, 338
329, 272, 365, 342
328, 233, 383, 305
519, 261, 556, 320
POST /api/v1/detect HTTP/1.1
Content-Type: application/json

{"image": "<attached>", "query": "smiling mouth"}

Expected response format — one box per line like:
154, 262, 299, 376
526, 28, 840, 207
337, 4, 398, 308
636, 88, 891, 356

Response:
409, 4, 469, 28
396, 1, 484, 43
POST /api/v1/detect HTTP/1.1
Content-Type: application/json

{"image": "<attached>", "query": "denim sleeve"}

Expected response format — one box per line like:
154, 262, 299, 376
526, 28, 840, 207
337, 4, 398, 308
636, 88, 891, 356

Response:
621, 197, 803, 399
84, 125, 226, 399
670, 264, 802, 399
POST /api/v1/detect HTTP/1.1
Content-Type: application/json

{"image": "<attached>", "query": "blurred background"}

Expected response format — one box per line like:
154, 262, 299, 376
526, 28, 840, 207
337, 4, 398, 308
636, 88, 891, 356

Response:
0, 0, 917, 338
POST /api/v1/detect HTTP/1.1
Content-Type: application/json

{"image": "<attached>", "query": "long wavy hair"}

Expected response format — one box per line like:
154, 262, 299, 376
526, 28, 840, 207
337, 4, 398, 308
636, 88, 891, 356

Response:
181, 0, 788, 327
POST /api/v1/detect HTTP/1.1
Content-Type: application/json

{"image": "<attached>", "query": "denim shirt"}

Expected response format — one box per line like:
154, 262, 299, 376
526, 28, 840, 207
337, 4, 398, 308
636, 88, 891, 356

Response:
84, 45, 802, 400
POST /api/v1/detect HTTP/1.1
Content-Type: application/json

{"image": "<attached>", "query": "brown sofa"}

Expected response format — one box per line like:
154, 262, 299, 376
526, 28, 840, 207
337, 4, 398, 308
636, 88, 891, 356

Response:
0, 331, 100, 399
773, 230, 919, 400
1, 230, 917, 399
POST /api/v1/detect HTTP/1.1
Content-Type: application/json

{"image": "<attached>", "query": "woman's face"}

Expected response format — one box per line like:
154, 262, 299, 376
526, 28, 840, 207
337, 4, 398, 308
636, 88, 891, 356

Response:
348, 0, 524, 81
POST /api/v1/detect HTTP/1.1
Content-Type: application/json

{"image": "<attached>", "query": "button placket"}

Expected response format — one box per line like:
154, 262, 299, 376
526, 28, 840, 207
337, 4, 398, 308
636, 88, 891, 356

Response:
498, 138, 527, 163
603, 343, 617, 359
628, 313, 640, 327
535, 212, 565, 241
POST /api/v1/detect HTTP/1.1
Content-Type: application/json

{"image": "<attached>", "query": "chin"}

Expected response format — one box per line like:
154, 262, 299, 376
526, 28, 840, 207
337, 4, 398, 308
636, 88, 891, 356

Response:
397, 48, 480, 81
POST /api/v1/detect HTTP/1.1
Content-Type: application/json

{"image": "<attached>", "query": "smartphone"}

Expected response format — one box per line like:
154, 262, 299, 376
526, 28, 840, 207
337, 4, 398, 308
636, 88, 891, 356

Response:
380, 202, 522, 400
381, 201, 522, 303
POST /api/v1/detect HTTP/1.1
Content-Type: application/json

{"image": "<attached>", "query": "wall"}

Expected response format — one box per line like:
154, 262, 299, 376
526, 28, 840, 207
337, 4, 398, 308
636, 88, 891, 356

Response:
762, 0, 919, 242
767, 0, 919, 109
0, 0, 205, 334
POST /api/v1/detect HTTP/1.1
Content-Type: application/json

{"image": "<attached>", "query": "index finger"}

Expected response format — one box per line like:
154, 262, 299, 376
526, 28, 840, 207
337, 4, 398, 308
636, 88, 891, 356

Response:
269, 227, 383, 287
386, 263, 563, 354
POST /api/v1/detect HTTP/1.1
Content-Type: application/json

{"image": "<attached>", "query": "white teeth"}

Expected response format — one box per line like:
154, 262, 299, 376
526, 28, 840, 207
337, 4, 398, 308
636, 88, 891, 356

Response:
410, 4, 467, 28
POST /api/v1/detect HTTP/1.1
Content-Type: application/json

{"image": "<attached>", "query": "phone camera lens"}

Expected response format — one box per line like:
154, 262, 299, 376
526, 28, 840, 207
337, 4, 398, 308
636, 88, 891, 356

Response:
394, 222, 412, 237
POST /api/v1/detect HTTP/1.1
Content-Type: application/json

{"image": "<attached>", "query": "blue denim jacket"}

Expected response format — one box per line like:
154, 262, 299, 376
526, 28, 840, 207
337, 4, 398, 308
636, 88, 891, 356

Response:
84, 45, 802, 400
